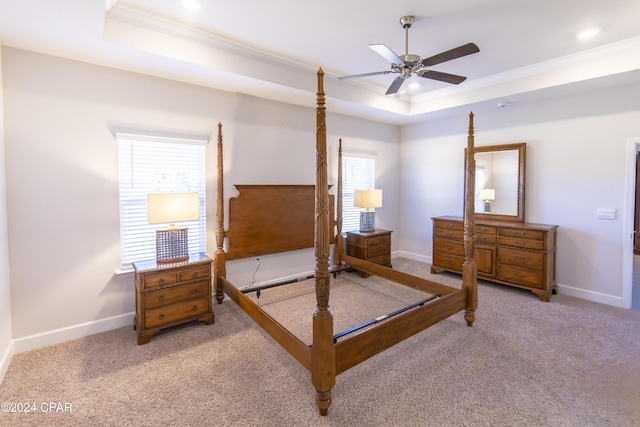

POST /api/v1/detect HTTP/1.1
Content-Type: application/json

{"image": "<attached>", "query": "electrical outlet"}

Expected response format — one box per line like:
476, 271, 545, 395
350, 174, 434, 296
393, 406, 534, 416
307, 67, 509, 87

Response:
255, 258, 260, 266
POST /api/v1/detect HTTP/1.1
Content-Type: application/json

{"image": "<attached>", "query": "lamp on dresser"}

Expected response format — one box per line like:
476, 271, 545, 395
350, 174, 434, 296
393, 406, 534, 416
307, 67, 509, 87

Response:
480, 188, 495, 213
354, 189, 382, 232
147, 192, 200, 263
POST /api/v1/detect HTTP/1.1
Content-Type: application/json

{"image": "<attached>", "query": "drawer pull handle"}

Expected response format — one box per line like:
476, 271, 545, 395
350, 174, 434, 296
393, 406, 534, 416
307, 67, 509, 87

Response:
445, 244, 453, 249
158, 295, 164, 301
446, 231, 453, 236
516, 255, 526, 261
477, 237, 485, 242
517, 240, 527, 246
158, 278, 165, 285
192, 288, 200, 293
159, 314, 165, 320
192, 272, 198, 279
514, 273, 525, 278
192, 305, 198, 311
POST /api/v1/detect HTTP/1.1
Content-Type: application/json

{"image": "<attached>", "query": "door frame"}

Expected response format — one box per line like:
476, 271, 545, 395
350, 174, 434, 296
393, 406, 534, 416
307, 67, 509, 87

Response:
622, 137, 640, 309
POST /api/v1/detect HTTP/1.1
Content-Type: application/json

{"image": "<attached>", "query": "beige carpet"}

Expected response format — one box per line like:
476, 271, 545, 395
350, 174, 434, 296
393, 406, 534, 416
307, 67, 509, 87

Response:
1, 259, 639, 427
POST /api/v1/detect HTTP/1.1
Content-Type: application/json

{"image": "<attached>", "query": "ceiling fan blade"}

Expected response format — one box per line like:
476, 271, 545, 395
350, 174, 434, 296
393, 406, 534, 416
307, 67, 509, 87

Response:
338, 70, 393, 80
385, 76, 406, 95
417, 69, 467, 85
420, 43, 480, 67
369, 44, 404, 65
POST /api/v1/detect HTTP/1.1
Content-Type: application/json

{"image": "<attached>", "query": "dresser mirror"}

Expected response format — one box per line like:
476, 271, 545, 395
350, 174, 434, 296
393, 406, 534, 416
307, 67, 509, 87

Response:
472, 142, 526, 222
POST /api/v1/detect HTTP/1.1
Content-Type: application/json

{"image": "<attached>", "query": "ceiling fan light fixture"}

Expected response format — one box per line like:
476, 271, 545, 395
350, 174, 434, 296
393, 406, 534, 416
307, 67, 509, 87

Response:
408, 82, 420, 89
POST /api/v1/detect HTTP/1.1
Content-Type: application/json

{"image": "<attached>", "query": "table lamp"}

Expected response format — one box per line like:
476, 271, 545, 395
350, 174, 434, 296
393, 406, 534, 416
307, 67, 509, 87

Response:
480, 188, 495, 213
354, 189, 382, 232
147, 192, 200, 263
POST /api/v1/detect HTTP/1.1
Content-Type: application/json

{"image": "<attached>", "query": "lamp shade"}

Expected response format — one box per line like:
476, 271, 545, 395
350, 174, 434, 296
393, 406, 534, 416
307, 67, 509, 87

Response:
354, 189, 383, 209
147, 192, 200, 225
480, 188, 495, 201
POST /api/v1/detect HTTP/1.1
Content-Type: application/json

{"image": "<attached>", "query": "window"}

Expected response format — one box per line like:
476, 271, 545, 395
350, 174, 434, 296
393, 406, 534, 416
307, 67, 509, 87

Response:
341, 154, 376, 232
118, 134, 207, 268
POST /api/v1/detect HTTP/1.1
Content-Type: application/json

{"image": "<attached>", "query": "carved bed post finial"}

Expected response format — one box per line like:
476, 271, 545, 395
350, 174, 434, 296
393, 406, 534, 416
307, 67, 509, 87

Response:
214, 122, 226, 304
333, 138, 344, 266
312, 67, 335, 416
463, 112, 478, 326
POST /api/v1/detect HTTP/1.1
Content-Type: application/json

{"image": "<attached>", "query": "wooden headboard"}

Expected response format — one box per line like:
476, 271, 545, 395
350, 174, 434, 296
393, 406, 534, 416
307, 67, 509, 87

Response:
225, 184, 335, 260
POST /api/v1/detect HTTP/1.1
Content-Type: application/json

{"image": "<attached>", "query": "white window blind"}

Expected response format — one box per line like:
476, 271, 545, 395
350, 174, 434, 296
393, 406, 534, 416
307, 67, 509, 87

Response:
118, 134, 207, 267
342, 154, 376, 232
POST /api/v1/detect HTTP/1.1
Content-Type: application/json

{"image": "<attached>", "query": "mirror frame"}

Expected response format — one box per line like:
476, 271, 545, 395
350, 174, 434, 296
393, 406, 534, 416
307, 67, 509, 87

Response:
471, 142, 526, 223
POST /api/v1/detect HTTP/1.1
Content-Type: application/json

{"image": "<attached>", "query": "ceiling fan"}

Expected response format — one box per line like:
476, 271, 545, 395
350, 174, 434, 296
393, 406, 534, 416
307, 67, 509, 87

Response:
338, 16, 480, 95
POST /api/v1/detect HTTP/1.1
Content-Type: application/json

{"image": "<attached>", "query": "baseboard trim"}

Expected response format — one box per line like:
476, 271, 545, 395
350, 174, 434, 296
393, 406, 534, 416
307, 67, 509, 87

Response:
393, 252, 624, 308
556, 283, 624, 308
13, 312, 135, 354
393, 251, 431, 264
0, 339, 15, 385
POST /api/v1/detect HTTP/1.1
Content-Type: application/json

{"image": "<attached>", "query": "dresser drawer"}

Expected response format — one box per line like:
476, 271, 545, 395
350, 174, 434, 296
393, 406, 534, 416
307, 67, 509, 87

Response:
434, 226, 464, 240
476, 225, 497, 235
498, 247, 543, 270
144, 297, 210, 328
498, 236, 544, 251
142, 271, 178, 289
475, 233, 497, 244
179, 265, 211, 282
433, 237, 464, 256
499, 228, 545, 241
435, 220, 463, 231
144, 280, 210, 309
433, 252, 464, 271
497, 264, 543, 289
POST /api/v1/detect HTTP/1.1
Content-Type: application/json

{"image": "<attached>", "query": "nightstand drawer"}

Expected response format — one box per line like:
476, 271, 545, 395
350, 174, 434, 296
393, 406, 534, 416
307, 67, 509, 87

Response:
179, 265, 211, 282
144, 296, 210, 328
144, 280, 210, 309
366, 244, 390, 258
142, 272, 178, 289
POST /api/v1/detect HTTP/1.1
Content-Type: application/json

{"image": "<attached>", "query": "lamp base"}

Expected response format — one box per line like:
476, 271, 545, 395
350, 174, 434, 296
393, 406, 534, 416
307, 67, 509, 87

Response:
484, 201, 491, 213
156, 227, 189, 263
359, 211, 376, 232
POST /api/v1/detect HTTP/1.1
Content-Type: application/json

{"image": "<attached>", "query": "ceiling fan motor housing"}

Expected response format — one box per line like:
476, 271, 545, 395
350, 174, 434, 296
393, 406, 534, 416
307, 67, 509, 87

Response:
400, 15, 415, 28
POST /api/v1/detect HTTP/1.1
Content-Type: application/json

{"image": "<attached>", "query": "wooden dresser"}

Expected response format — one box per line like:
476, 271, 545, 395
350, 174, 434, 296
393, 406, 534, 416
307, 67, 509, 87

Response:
346, 229, 392, 277
431, 216, 558, 301
132, 252, 214, 344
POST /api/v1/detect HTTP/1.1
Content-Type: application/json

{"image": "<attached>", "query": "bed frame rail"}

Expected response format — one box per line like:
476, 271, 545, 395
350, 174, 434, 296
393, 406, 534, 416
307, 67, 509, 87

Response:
334, 289, 467, 374
221, 276, 312, 370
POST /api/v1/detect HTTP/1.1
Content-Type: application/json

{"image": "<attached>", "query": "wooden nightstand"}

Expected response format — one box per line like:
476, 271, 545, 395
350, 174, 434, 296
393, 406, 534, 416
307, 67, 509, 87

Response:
346, 229, 392, 277
132, 252, 214, 344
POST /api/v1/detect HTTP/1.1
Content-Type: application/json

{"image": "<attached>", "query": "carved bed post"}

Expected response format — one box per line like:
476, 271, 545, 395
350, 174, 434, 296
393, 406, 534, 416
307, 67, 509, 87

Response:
333, 138, 344, 266
463, 112, 478, 326
214, 122, 226, 304
311, 68, 335, 416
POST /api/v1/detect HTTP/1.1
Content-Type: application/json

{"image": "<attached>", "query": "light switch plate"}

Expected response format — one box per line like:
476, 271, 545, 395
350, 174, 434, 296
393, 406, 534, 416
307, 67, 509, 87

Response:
596, 208, 616, 220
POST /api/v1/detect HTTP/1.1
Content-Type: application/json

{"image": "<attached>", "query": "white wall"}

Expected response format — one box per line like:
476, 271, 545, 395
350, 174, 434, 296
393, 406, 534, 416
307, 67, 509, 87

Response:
2, 48, 399, 347
0, 46, 15, 382
400, 82, 640, 306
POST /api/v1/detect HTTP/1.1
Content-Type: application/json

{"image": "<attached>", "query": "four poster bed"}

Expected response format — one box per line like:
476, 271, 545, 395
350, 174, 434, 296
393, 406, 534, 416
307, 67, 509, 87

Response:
213, 69, 478, 415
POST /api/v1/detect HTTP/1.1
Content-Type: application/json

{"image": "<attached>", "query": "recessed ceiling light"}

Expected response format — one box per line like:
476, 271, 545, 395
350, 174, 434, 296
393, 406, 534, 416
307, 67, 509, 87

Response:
182, 0, 201, 11
577, 27, 601, 40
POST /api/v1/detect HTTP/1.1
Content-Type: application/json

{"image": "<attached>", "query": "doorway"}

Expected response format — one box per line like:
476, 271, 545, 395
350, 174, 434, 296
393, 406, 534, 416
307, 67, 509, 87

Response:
624, 138, 640, 311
